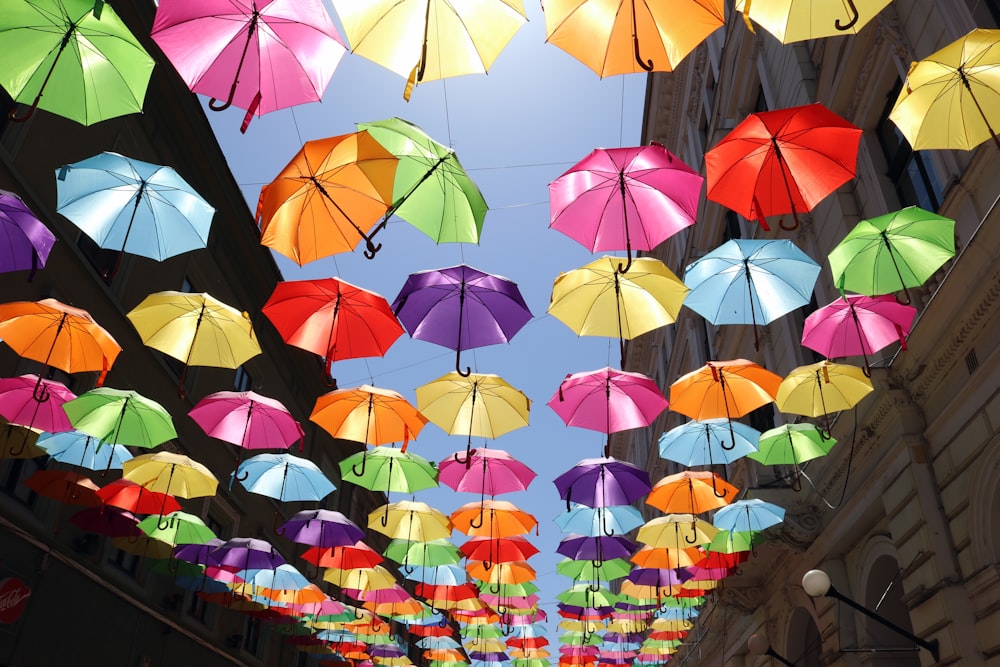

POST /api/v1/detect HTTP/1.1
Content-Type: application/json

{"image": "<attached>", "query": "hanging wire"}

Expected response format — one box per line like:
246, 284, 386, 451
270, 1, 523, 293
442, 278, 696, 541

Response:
798, 409, 858, 509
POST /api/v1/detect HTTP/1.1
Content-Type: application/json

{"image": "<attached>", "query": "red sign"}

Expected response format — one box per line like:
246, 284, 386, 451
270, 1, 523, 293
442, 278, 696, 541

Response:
0, 578, 30, 624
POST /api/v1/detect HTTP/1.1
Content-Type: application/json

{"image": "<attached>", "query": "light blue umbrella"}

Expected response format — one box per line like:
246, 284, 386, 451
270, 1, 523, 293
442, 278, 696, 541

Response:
655, 606, 699, 620
509, 623, 547, 638
55, 152, 215, 270
36, 429, 133, 470
657, 419, 760, 466
683, 239, 820, 347
555, 503, 645, 537
402, 563, 467, 585
243, 563, 311, 591
712, 499, 785, 533
418, 636, 462, 649
232, 452, 335, 502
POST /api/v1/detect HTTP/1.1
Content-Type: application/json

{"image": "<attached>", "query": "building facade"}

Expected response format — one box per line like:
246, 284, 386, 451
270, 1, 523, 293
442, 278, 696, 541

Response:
616, 1, 1000, 665
0, 3, 382, 666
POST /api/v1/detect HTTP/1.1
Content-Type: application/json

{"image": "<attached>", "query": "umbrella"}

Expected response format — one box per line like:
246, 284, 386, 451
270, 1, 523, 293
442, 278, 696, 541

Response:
0, 190, 55, 279
554, 505, 645, 538
542, 0, 725, 76
234, 452, 336, 505
137, 511, 216, 547
256, 132, 398, 264
123, 451, 219, 522
890, 28, 1000, 151
705, 103, 862, 231
749, 423, 835, 466
461, 535, 539, 565
557, 558, 632, 583
302, 541, 383, 570
629, 545, 703, 571
467, 560, 536, 586
645, 471, 738, 514
24, 469, 100, 507
332, 0, 527, 96
36, 430, 133, 471
682, 238, 821, 348
55, 152, 215, 277
209, 537, 286, 573
356, 118, 487, 256
368, 500, 452, 541
97, 479, 182, 515
775, 360, 874, 434
126, 291, 261, 396
339, 447, 439, 499
712, 499, 785, 534
438, 448, 536, 496
734, 0, 892, 43
547, 256, 688, 364
657, 418, 760, 465
416, 372, 531, 465
553, 457, 651, 512
312, 385, 427, 450
70, 505, 140, 537
393, 264, 532, 376
636, 515, 718, 549
263, 277, 404, 382
0, 298, 121, 389
451, 499, 537, 538
278, 509, 365, 550
548, 368, 668, 456
63, 387, 176, 451
827, 207, 956, 304
801, 294, 917, 374
385, 538, 461, 570
556, 535, 636, 563
0, 374, 75, 432
0, 0, 154, 124
152, 0, 346, 132
548, 144, 702, 272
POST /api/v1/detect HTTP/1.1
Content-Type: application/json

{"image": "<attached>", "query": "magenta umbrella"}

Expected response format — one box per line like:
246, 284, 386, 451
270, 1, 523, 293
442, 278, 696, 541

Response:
70, 506, 141, 538
439, 447, 537, 495
0, 374, 76, 433
801, 294, 917, 375
549, 144, 702, 274
0, 190, 56, 281
151, 0, 346, 133
548, 367, 668, 457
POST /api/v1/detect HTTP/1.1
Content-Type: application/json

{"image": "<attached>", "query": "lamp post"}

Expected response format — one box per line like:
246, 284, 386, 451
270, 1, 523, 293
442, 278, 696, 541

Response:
801, 569, 939, 661
747, 634, 796, 666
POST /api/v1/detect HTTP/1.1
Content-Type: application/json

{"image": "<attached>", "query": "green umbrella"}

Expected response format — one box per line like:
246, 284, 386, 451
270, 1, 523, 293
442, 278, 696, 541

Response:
827, 206, 955, 303
473, 581, 539, 597
137, 511, 216, 547
556, 557, 632, 582
558, 632, 602, 646
63, 387, 177, 449
556, 583, 618, 608
356, 117, 487, 257
0, 0, 155, 125
749, 423, 836, 466
460, 624, 504, 639
384, 538, 461, 568
706, 529, 763, 554
339, 447, 439, 494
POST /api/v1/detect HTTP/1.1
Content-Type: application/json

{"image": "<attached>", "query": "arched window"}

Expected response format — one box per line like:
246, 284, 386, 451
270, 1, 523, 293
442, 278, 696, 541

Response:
786, 606, 822, 667
862, 555, 920, 665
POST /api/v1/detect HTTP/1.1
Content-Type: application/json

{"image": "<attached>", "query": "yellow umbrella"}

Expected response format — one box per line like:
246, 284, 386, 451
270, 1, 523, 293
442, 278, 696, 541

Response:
465, 638, 507, 653
367, 500, 452, 541
650, 618, 694, 632
636, 514, 718, 549
332, 0, 527, 97
559, 620, 605, 632
890, 28, 1000, 151
122, 451, 218, 500
543, 0, 725, 77
112, 534, 175, 559
323, 564, 398, 591
776, 360, 874, 433
0, 419, 42, 459
734, 0, 892, 44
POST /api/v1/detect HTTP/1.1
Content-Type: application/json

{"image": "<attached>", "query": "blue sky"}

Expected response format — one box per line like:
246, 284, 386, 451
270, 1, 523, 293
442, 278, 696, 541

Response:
207, 1, 648, 626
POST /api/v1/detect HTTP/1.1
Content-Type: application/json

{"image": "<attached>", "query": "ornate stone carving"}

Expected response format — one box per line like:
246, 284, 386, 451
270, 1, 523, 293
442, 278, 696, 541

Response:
716, 584, 763, 614
774, 504, 824, 551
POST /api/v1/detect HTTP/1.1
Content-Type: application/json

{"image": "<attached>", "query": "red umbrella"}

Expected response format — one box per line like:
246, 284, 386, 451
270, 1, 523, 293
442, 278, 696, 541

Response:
705, 103, 862, 231
70, 506, 141, 537
262, 277, 404, 385
460, 535, 540, 564
23, 470, 101, 507
302, 541, 384, 569
96, 479, 182, 515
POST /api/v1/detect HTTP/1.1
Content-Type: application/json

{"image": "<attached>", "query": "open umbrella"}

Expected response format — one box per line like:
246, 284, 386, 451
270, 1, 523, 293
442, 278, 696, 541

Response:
71, 505, 140, 537
302, 540, 383, 570
712, 499, 785, 534
827, 207, 956, 304
775, 360, 874, 434
552, 457, 651, 513
438, 448, 536, 496
682, 238, 820, 349
749, 423, 836, 490
451, 499, 537, 538
123, 451, 219, 523
152, 0, 346, 132
0, 190, 55, 280
0, 374, 75, 432
339, 447, 439, 495
636, 515, 718, 549
542, 0, 725, 76
24, 469, 100, 507
890, 28, 1000, 151
549, 144, 702, 273
705, 103, 862, 231
356, 118, 487, 256
801, 294, 916, 374
369, 500, 451, 541
56, 152, 215, 277
97, 479, 182, 515
138, 511, 217, 547
646, 471, 738, 514
393, 264, 532, 377
554, 504, 645, 538
656, 419, 761, 465
0, 0, 154, 124
311, 384, 427, 448
233, 452, 335, 505
63, 387, 177, 451
37, 430, 133, 471
734, 0, 892, 43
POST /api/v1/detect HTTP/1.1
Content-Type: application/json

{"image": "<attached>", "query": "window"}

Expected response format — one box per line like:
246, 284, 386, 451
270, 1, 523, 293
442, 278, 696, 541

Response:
747, 404, 775, 433
77, 232, 119, 281
243, 615, 262, 655
723, 211, 742, 241
109, 547, 140, 576
877, 80, 944, 211
233, 366, 252, 392
967, 0, 1000, 27
1, 457, 39, 507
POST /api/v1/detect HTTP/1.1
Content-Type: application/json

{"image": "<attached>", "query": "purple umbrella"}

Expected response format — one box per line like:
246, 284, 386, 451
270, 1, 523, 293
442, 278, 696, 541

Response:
208, 537, 286, 573
391, 264, 532, 376
174, 537, 226, 565
276, 509, 364, 576
556, 535, 637, 563
369, 645, 406, 659
0, 190, 56, 280
627, 567, 692, 587
553, 457, 651, 515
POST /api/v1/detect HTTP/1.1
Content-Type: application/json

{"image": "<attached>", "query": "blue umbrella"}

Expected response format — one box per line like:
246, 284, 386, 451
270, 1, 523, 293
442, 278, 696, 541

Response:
55, 152, 215, 275
657, 419, 760, 467
712, 499, 785, 534
232, 453, 335, 503
37, 430, 134, 470
243, 563, 312, 591
555, 503, 645, 537
403, 563, 467, 585
683, 239, 820, 348
417, 636, 462, 649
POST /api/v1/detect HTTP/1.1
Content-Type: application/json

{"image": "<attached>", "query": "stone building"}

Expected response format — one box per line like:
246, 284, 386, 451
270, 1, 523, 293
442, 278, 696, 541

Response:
613, 1, 1000, 665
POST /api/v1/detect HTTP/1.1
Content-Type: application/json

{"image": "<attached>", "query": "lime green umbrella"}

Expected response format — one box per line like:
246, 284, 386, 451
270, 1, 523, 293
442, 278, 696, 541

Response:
749, 423, 836, 466
356, 118, 487, 257
384, 538, 461, 568
827, 207, 955, 303
558, 632, 602, 646
556, 584, 618, 608
460, 624, 504, 639
137, 511, 216, 547
556, 558, 632, 582
339, 447, 439, 494
706, 529, 763, 554
63, 387, 176, 449
474, 581, 538, 597
0, 0, 155, 125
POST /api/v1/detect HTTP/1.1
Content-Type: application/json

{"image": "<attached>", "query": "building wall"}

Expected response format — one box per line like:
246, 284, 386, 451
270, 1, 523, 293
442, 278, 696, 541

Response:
620, 1, 1000, 665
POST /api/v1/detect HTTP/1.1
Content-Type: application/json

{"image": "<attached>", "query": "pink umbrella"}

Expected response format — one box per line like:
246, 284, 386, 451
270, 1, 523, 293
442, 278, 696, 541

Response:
439, 448, 537, 495
801, 294, 917, 375
151, 0, 347, 133
0, 374, 76, 433
548, 368, 668, 457
549, 144, 702, 273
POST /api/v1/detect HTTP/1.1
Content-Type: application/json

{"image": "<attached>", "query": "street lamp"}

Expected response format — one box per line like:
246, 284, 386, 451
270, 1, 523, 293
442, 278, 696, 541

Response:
747, 634, 796, 666
801, 569, 939, 661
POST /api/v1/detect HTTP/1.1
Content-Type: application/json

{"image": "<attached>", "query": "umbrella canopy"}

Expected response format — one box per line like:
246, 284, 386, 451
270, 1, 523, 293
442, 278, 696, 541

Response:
705, 103, 862, 231
542, 0, 725, 77
302, 541, 383, 570
385, 538, 461, 569
557, 558, 632, 582
209, 537, 287, 572
438, 448, 536, 496
123, 451, 218, 500
0, 0, 154, 124
356, 118, 487, 255
339, 447, 439, 494
55, 152, 215, 271
827, 207, 956, 302
312, 385, 426, 446
0, 190, 55, 278
368, 500, 452, 541
0, 374, 75, 431
554, 505, 645, 538
734, 0, 892, 43
233, 452, 335, 502
138, 511, 216, 547
668, 360, 780, 421
24, 469, 100, 507
332, 0, 527, 91
749, 423, 836, 466
553, 457, 651, 510
712, 499, 785, 533
775, 360, 874, 425
657, 419, 760, 465
278, 509, 365, 548
646, 471, 738, 515
152, 0, 346, 132
392, 264, 532, 376
63, 388, 176, 449
36, 430, 133, 471
636, 515, 718, 549
801, 294, 916, 373
97, 479, 182, 515
548, 145, 702, 272
890, 28, 1000, 151
461, 535, 539, 564
0, 298, 120, 382
556, 535, 636, 562
71, 505, 140, 537
190, 390, 303, 451
451, 500, 537, 538
257, 132, 398, 263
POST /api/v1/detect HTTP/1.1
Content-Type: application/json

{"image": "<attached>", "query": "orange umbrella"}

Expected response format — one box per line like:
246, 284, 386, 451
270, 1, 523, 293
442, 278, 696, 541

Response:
0, 298, 121, 386
669, 359, 780, 420
311, 385, 427, 447
630, 545, 703, 569
646, 470, 738, 514
257, 131, 398, 265
466, 560, 536, 584
23, 469, 101, 507
451, 499, 537, 537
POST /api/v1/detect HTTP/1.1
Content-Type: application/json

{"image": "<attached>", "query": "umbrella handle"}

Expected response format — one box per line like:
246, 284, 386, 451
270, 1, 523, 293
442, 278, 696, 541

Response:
166, 556, 179, 575
631, 5, 654, 71
403, 563, 414, 574
778, 210, 800, 231
380, 505, 389, 527
684, 527, 698, 544
208, 94, 234, 112
8, 435, 27, 458
790, 470, 803, 492
895, 287, 912, 305
351, 451, 368, 477
32, 375, 51, 403
8, 102, 40, 123
712, 475, 728, 499
469, 509, 484, 530
453, 443, 471, 467
588, 580, 601, 593
488, 582, 500, 594
617, 254, 633, 275
835, 0, 860, 30
362, 238, 383, 260
601, 512, 616, 537
483, 559, 492, 570
157, 515, 172, 531
177, 365, 189, 400
456, 348, 471, 378
235, 469, 250, 482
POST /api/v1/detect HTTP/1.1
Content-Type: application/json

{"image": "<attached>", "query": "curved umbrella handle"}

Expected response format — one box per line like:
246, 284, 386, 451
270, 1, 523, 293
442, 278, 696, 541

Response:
588, 579, 601, 593
352, 451, 368, 477
790, 471, 803, 493
712, 475, 728, 499
32, 375, 51, 403
208, 91, 235, 112
722, 420, 737, 451
469, 509, 484, 530
616, 253, 633, 275
779, 214, 800, 231
632, 30, 653, 71
8, 436, 27, 458
157, 515, 172, 531
456, 349, 472, 378
8, 102, 39, 123
601, 511, 616, 537
381, 504, 390, 527
235, 469, 251, 482
453, 441, 472, 467
363, 238, 383, 260
835, 0, 860, 30
684, 526, 699, 544
483, 559, 492, 571
488, 582, 500, 595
